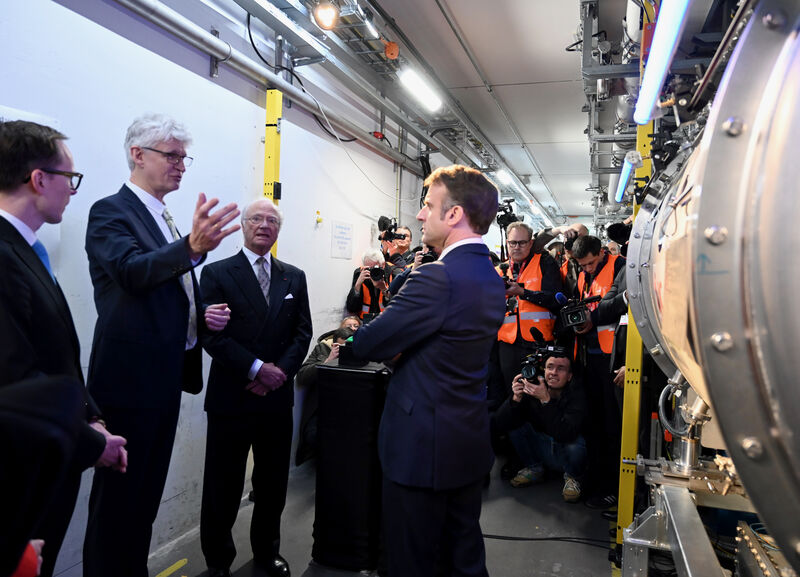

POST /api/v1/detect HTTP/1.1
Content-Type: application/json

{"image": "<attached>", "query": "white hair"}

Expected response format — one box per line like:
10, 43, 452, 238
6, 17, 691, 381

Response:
241, 199, 283, 228
362, 248, 385, 265
124, 114, 192, 170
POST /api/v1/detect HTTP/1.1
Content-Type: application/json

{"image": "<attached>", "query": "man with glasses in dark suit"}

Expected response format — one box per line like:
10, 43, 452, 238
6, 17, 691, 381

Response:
0, 120, 127, 577
83, 113, 239, 577
199, 199, 312, 577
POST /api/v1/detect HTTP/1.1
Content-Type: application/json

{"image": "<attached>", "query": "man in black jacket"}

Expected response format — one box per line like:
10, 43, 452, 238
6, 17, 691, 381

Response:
493, 354, 587, 502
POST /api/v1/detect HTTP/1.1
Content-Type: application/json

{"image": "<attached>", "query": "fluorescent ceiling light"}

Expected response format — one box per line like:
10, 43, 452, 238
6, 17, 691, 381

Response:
615, 151, 643, 202
633, 0, 692, 125
398, 68, 442, 113
496, 169, 512, 185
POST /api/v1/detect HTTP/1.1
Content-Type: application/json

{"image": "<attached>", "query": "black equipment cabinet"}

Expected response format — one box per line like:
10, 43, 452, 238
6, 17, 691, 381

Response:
311, 361, 388, 571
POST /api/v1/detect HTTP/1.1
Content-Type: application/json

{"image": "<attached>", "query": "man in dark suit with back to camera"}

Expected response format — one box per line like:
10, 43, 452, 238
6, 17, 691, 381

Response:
352, 165, 506, 577
83, 114, 240, 577
199, 199, 312, 577
0, 120, 127, 577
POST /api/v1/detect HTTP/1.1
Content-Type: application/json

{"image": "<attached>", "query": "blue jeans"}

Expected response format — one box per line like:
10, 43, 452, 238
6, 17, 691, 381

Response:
509, 422, 587, 479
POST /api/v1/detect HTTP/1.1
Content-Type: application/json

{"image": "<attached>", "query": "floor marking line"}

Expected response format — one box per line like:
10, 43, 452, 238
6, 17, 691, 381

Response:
155, 558, 188, 577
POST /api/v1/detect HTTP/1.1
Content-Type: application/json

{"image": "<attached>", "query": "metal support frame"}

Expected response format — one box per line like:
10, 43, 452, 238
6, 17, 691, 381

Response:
617, 0, 654, 548
264, 89, 282, 256
623, 486, 726, 577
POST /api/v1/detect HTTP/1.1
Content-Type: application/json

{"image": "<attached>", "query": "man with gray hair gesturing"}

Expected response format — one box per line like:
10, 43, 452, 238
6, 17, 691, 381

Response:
83, 114, 239, 577
199, 199, 312, 577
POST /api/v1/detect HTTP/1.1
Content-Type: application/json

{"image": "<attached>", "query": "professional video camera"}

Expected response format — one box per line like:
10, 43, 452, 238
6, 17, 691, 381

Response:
520, 343, 568, 381
496, 199, 519, 229
559, 295, 602, 329
377, 216, 407, 242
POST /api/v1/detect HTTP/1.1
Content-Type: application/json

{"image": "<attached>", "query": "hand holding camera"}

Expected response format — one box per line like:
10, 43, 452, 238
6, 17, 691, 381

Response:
511, 373, 551, 404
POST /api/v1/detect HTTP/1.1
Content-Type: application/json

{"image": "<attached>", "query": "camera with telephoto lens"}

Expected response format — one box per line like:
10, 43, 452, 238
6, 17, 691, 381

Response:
520, 343, 568, 381
378, 216, 407, 242
496, 199, 520, 229
369, 266, 386, 282
559, 295, 603, 328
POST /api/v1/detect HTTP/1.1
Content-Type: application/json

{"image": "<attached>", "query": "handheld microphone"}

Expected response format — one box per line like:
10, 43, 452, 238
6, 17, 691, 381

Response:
555, 292, 568, 306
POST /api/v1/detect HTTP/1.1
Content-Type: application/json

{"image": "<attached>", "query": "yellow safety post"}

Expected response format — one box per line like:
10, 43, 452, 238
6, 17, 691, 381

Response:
264, 89, 283, 257
616, 0, 656, 547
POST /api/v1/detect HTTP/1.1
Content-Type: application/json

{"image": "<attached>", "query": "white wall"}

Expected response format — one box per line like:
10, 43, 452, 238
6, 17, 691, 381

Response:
0, 0, 420, 574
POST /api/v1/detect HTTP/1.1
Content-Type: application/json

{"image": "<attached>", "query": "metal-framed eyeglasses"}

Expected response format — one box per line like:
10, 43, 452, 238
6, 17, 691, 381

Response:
245, 215, 281, 226
507, 240, 530, 248
24, 168, 84, 191
142, 146, 194, 167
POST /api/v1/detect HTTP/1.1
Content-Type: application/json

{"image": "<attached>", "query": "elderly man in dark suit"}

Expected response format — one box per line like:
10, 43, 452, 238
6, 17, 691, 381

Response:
199, 198, 312, 577
352, 165, 506, 577
0, 120, 126, 577
83, 114, 239, 577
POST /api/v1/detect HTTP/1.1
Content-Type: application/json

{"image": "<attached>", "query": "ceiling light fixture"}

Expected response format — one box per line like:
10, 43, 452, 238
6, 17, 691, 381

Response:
633, 0, 693, 125
313, 0, 340, 30
398, 68, 442, 113
615, 151, 643, 202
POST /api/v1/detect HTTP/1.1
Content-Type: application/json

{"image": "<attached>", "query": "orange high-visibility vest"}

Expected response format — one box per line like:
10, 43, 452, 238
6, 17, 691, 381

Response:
359, 282, 386, 319
497, 253, 556, 344
577, 254, 620, 354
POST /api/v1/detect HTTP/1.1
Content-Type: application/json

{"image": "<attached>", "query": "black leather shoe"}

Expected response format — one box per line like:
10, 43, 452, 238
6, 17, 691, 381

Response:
207, 568, 232, 577
256, 555, 290, 577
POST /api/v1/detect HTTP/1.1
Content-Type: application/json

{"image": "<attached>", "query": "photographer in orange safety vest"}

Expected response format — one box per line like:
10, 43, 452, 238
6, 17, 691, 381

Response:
493, 222, 564, 407
571, 234, 626, 510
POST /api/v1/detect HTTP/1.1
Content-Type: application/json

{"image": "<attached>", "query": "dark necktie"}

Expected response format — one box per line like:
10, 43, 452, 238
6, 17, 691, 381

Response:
255, 256, 270, 303
162, 208, 197, 347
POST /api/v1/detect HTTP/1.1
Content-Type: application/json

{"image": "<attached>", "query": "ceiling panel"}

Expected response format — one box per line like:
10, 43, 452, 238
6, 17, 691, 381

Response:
543, 174, 595, 215
450, 86, 518, 143
529, 141, 591, 174
491, 81, 587, 144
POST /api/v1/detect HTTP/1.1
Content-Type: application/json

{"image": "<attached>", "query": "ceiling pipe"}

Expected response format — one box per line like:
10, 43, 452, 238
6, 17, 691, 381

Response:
113, 0, 424, 176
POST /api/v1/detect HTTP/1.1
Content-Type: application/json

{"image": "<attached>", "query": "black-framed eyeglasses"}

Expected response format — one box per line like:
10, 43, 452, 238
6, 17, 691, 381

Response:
507, 240, 530, 248
141, 146, 193, 167
24, 168, 84, 191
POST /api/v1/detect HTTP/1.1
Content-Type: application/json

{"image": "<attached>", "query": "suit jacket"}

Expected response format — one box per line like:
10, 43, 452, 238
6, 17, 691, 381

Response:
352, 242, 506, 490
0, 216, 105, 468
200, 250, 312, 414
85, 185, 204, 409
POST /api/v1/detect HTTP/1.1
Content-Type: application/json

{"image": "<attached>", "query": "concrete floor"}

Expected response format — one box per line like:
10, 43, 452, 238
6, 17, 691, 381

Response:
148, 460, 616, 577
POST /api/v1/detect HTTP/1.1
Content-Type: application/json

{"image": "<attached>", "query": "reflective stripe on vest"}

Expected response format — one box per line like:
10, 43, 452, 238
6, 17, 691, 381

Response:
496, 253, 556, 343
359, 282, 385, 319
577, 253, 620, 354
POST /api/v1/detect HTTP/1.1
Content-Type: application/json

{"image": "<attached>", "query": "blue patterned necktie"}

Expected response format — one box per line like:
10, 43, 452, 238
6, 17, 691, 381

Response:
32, 239, 56, 282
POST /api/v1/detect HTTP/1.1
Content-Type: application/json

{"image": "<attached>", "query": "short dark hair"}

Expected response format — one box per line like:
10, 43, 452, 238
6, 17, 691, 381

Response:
546, 353, 573, 372
572, 235, 602, 259
0, 121, 67, 191
333, 327, 355, 342
423, 165, 498, 235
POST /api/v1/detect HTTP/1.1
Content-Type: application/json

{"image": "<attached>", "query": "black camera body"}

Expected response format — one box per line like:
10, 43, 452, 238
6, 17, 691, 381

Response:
378, 215, 407, 242
496, 199, 520, 229
559, 295, 602, 328
520, 343, 568, 381
369, 266, 386, 282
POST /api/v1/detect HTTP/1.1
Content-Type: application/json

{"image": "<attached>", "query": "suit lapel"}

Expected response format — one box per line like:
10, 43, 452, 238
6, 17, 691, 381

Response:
266, 258, 289, 323
228, 251, 269, 316
0, 217, 79, 346
119, 185, 169, 248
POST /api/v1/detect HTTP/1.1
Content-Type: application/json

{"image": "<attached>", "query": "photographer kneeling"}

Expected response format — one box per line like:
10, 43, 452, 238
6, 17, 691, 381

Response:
493, 354, 588, 502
